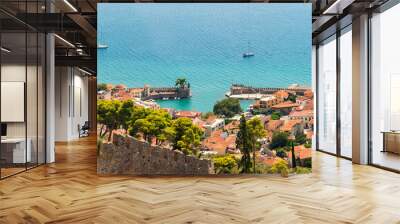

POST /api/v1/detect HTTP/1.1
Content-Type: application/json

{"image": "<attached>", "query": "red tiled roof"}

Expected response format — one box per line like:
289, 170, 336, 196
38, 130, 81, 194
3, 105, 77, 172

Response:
265, 120, 284, 132
202, 131, 236, 155
304, 90, 314, 98
271, 101, 300, 109
289, 110, 314, 117
175, 111, 202, 119
274, 90, 289, 99
303, 99, 314, 110
225, 120, 240, 131
287, 145, 312, 160
115, 84, 127, 89
281, 119, 303, 132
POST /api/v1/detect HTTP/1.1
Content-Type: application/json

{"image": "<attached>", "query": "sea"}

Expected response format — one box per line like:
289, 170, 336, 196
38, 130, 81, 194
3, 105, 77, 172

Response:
98, 4, 312, 112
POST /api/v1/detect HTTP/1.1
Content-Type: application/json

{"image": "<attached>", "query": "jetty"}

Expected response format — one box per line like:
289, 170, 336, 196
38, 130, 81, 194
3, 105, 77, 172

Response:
141, 86, 191, 101
226, 84, 311, 98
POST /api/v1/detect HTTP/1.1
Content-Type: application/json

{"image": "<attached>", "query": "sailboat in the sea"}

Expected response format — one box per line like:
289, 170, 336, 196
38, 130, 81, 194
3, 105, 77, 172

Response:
97, 44, 108, 49
242, 41, 254, 58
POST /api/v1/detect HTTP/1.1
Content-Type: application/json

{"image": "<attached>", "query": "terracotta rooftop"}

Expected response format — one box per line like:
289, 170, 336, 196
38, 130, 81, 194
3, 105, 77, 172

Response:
115, 84, 127, 89
289, 110, 314, 117
175, 111, 202, 119
225, 120, 240, 131
265, 120, 284, 132
271, 101, 300, 109
287, 145, 312, 160
274, 90, 289, 99
202, 131, 236, 155
281, 119, 303, 132
304, 90, 314, 98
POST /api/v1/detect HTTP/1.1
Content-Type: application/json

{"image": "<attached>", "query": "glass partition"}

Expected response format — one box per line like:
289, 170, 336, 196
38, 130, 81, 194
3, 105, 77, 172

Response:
0, 2, 46, 179
317, 35, 337, 154
339, 26, 352, 158
370, 4, 400, 171
1, 31, 28, 177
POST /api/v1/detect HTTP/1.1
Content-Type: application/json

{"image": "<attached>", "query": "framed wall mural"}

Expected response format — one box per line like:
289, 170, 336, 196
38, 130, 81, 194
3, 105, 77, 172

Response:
97, 3, 313, 176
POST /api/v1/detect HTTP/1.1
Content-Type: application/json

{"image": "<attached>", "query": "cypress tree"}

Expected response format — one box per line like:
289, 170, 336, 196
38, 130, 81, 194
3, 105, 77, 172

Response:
236, 115, 251, 173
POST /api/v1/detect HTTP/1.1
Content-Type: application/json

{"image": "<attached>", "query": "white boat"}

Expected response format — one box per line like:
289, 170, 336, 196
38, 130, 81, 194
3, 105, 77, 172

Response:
242, 41, 254, 58
97, 44, 108, 49
243, 52, 254, 58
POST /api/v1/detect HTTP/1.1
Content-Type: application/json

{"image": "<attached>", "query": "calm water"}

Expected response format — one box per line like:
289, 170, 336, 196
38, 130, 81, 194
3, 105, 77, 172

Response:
98, 4, 311, 112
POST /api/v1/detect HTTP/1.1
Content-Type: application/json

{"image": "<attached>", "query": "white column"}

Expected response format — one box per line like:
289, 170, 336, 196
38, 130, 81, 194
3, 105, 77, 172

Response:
352, 14, 369, 164
46, 33, 55, 163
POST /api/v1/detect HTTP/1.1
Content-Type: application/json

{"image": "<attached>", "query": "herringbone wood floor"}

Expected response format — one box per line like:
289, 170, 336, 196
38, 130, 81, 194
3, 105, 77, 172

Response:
1, 136, 400, 224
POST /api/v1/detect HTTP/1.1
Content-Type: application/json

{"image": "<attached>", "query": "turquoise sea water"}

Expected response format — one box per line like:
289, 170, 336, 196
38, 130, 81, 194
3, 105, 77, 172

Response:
98, 4, 311, 112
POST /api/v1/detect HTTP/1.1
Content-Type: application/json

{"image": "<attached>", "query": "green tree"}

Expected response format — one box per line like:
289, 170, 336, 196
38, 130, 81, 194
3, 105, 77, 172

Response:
175, 78, 188, 89
97, 100, 122, 141
295, 133, 307, 145
118, 100, 135, 130
269, 131, 289, 149
271, 111, 281, 120
236, 115, 252, 173
131, 118, 152, 142
97, 83, 108, 92
129, 109, 172, 144
288, 93, 297, 103
213, 98, 242, 118
247, 117, 266, 173
171, 118, 203, 155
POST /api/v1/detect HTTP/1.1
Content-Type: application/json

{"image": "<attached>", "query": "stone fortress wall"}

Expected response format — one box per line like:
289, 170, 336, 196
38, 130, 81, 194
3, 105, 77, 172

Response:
98, 134, 213, 175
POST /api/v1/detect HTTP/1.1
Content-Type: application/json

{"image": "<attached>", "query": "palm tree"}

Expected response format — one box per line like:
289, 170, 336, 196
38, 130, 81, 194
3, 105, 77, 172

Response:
175, 78, 187, 89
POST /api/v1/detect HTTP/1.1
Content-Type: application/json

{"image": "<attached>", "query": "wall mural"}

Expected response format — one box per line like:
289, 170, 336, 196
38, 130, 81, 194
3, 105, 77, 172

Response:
97, 3, 313, 176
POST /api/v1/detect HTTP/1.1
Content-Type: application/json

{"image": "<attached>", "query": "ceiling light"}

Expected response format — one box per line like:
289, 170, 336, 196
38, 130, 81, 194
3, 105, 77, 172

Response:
54, 34, 75, 48
63, 0, 78, 12
323, 0, 355, 15
1, 47, 11, 53
78, 67, 92, 76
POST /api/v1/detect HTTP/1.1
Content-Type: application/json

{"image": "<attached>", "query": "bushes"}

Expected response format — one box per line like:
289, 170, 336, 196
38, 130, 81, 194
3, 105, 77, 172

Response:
212, 155, 238, 174
294, 167, 312, 174
268, 159, 289, 177
302, 158, 312, 168
254, 163, 270, 174
271, 111, 281, 120
269, 131, 289, 149
275, 148, 287, 158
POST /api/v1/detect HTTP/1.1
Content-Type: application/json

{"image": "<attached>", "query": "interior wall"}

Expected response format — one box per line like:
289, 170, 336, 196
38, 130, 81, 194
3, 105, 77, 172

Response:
55, 66, 89, 141
1, 64, 39, 138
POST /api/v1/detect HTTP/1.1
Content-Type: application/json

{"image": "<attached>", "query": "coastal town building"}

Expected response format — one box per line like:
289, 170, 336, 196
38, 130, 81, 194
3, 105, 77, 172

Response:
289, 110, 314, 124
281, 119, 304, 136
253, 95, 283, 110
274, 90, 289, 100
271, 101, 300, 115
287, 145, 312, 166
202, 130, 237, 155
174, 110, 202, 119
203, 117, 225, 137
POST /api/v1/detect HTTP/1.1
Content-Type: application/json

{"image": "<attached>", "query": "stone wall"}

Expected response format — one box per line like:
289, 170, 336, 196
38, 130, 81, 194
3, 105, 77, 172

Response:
97, 134, 214, 175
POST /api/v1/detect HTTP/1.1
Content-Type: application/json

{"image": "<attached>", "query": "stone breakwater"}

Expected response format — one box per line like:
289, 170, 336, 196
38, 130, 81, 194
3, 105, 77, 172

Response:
228, 84, 310, 96
97, 134, 214, 175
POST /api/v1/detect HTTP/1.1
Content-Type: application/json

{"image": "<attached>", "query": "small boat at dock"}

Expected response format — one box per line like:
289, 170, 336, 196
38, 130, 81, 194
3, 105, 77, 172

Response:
242, 52, 254, 58
98, 44, 108, 49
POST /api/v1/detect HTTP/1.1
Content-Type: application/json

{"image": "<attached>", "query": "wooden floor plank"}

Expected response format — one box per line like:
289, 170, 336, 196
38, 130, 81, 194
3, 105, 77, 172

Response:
1, 136, 400, 223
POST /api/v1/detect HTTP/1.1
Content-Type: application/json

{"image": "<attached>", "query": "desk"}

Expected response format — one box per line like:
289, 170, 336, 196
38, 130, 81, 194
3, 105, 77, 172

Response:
1, 138, 31, 163
382, 131, 400, 154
